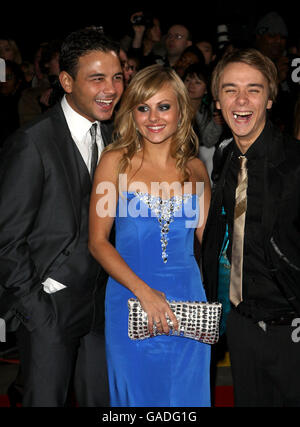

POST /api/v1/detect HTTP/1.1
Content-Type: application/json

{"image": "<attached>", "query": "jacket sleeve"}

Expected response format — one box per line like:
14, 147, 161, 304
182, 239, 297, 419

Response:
201, 119, 223, 148
0, 130, 49, 329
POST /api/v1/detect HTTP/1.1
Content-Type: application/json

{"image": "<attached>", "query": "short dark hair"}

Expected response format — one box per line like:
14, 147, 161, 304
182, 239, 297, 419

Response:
40, 39, 62, 75
167, 24, 193, 42
195, 37, 217, 54
59, 28, 120, 78
183, 63, 209, 85
180, 45, 205, 65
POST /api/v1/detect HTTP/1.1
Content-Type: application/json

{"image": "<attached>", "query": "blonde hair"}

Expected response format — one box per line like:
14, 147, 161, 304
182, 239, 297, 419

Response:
211, 48, 278, 102
105, 64, 199, 182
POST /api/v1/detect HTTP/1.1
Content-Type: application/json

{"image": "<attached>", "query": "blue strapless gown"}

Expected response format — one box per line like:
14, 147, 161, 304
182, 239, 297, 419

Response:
105, 192, 211, 407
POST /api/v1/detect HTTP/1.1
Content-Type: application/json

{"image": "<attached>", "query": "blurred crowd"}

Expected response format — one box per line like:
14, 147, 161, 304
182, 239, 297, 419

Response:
1, 10, 300, 175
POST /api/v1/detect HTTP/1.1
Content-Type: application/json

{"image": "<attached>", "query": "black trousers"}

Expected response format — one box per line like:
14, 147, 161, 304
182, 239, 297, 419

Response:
226, 308, 300, 407
16, 288, 109, 407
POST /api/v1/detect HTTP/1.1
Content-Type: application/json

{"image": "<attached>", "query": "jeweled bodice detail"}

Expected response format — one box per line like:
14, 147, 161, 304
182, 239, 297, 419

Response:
134, 192, 192, 263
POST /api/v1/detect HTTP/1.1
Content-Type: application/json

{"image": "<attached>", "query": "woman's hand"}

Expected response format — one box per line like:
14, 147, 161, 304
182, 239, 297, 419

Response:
135, 286, 178, 335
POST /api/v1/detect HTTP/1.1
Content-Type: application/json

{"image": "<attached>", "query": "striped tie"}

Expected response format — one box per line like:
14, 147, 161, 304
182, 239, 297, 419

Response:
229, 155, 248, 306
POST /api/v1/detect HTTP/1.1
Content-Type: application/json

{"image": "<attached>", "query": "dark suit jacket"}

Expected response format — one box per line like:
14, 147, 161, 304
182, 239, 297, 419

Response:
202, 122, 300, 313
0, 103, 113, 331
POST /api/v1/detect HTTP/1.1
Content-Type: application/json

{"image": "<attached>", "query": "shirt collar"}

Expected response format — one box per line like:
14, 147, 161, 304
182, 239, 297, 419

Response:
61, 95, 99, 143
234, 120, 271, 161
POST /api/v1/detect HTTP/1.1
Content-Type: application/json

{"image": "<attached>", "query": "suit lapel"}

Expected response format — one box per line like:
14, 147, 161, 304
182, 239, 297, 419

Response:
50, 104, 82, 227
48, 106, 114, 226
262, 124, 286, 240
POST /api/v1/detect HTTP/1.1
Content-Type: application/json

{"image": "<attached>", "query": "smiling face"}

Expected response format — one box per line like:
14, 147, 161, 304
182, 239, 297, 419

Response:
59, 50, 124, 122
216, 61, 273, 153
133, 83, 180, 147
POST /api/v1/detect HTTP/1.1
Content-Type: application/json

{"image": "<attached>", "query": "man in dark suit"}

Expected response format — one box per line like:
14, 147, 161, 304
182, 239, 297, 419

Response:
0, 28, 124, 406
202, 48, 300, 406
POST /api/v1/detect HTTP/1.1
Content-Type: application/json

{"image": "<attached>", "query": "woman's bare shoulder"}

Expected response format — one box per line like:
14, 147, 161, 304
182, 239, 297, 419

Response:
187, 157, 209, 180
94, 148, 126, 183
99, 148, 126, 165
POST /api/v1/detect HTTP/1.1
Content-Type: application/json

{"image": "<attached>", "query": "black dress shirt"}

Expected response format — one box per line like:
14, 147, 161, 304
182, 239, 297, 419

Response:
223, 122, 293, 320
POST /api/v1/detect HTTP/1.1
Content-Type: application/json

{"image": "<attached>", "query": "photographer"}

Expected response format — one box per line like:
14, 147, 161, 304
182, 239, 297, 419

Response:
125, 11, 165, 68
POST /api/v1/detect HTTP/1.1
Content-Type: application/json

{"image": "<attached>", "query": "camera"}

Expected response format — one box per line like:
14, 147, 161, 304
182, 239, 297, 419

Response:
131, 13, 153, 28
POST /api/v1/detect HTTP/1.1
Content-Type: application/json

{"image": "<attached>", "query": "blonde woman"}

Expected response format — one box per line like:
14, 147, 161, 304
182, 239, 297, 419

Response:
89, 64, 211, 407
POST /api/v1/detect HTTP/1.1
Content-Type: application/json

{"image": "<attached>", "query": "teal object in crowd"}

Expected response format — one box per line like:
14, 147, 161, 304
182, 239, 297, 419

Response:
218, 208, 231, 336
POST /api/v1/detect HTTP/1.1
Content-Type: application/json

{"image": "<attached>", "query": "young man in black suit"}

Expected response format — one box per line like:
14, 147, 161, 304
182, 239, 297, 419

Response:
202, 48, 300, 406
0, 28, 124, 406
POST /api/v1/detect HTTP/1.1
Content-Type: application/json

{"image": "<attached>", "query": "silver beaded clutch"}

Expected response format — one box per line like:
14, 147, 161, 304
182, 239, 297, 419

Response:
128, 298, 222, 344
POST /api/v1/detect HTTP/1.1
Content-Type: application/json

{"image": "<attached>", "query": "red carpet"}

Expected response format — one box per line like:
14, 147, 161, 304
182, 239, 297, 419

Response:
0, 387, 234, 407
214, 386, 234, 407
0, 395, 10, 407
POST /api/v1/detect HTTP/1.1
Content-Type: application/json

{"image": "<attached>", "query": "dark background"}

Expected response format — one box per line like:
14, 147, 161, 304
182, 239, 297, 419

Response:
1, 1, 299, 60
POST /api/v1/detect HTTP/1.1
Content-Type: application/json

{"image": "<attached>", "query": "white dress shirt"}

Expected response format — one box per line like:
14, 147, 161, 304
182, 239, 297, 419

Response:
61, 94, 104, 173
43, 95, 103, 294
